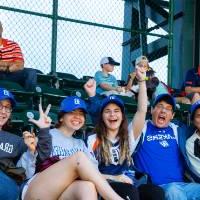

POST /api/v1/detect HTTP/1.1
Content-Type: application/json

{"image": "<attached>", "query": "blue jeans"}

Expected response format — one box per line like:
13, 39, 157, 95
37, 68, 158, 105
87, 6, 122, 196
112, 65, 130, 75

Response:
160, 182, 200, 200
0, 68, 37, 91
0, 170, 19, 200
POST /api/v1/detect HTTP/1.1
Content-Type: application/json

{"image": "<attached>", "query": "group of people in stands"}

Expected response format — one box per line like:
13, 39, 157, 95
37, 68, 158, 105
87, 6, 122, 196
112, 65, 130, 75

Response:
1, 19, 200, 200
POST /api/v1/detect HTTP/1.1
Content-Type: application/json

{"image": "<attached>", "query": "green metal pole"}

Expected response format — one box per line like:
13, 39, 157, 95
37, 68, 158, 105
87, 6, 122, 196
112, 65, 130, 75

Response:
51, 0, 58, 74
167, 0, 174, 86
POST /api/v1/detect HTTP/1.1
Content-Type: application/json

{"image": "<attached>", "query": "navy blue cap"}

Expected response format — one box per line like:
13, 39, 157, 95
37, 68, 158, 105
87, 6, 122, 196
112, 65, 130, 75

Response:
153, 93, 176, 111
190, 100, 200, 119
101, 95, 125, 112
100, 57, 120, 66
60, 96, 87, 113
0, 88, 16, 108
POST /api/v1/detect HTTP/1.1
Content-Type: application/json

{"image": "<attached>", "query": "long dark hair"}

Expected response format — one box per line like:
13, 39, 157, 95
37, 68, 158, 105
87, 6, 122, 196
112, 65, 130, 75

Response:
94, 108, 132, 166
55, 112, 66, 128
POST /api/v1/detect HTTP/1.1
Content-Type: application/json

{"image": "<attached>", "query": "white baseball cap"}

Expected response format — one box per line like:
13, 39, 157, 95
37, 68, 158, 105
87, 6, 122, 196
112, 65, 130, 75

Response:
100, 57, 120, 66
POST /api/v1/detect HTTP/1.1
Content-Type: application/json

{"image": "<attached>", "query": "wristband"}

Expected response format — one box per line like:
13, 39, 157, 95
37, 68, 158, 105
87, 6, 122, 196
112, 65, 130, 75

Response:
6, 66, 10, 73
138, 77, 148, 82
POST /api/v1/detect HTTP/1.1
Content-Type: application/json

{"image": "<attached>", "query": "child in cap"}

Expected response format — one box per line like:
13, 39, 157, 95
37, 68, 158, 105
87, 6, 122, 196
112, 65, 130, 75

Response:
84, 68, 165, 200
94, 57, 133, 97
0, 88, 51, 200
126, 55, 168, 100
22, 96, 124, 200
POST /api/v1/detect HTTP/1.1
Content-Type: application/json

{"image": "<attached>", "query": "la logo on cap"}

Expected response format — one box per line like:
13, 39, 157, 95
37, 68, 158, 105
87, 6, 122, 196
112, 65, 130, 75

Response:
3, 89, 10, 96
74, 98, 81, 105
109, 96, 116, 100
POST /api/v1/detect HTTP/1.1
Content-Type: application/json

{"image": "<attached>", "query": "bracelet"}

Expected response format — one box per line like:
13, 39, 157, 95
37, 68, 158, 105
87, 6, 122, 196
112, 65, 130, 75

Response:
6, 66, 10, 73
138, 77, 148, 82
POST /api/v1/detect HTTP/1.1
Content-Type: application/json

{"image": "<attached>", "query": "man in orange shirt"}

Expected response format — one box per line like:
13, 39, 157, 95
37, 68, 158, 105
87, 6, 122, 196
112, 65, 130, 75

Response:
0, 21, 37, 91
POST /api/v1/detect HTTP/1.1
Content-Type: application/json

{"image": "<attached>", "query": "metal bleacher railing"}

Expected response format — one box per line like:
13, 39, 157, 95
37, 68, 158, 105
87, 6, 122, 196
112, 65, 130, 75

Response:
1, 1, 190, 135
0, 0, 173, 83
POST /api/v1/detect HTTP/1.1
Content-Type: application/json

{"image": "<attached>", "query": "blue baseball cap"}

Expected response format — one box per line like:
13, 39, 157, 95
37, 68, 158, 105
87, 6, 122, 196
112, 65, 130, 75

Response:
0, 88, 16, 108
153, 93, 176, 111
101, 95, 125, 112
190, 100, 200, 120
60, 96, 87, 113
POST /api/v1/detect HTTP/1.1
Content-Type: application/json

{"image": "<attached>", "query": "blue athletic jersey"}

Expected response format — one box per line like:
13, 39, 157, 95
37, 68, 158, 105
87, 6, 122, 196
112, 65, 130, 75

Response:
98, 140, 131, 175
87, 134, 133, 175
133, 121, 184, 185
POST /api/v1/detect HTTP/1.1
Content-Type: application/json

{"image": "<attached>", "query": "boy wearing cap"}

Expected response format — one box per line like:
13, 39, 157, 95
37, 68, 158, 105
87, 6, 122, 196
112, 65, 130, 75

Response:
94, 57, 125, 96
132, 93, 200, 200
186, 100, 200, 181
0, 88, 51, 200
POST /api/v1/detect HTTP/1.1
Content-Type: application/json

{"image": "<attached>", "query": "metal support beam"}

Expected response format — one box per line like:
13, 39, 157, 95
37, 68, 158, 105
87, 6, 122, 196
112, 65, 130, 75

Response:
51, 0, 58, 73
167, 0, 173, 86
138, 0, 147, 54
194, 0, 200, 68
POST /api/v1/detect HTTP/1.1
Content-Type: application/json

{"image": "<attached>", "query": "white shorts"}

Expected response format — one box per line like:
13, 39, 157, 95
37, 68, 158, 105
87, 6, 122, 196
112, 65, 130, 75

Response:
21, 174, 37, 200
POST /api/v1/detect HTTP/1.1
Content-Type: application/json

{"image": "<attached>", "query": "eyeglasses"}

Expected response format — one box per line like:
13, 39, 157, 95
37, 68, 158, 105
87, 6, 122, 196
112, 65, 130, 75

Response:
0, 103, 12, 113
155, 104, 173, 113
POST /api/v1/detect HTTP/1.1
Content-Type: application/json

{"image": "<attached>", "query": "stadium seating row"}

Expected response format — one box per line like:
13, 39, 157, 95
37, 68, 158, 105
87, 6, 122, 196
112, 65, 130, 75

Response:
0, 72, 191, 137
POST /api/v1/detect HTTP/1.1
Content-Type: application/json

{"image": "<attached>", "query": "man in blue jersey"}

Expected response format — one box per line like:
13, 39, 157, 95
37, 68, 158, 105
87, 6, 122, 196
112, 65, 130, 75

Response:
132, 93, 200, 200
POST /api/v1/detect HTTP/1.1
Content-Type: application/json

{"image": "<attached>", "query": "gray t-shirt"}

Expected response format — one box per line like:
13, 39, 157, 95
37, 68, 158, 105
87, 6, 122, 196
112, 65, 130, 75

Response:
186, 131, 200, 177
50, 128, 97, 165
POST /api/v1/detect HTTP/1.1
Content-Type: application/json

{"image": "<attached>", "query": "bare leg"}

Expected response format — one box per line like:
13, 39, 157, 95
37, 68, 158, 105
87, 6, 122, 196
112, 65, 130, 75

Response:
24, 152, 124, 200
192, 93, 200, 104
58, 180, 98, 200
175, 97, 191, 104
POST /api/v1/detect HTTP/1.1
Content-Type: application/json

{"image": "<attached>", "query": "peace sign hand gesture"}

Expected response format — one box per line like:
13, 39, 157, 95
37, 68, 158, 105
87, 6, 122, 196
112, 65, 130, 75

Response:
29, 104, 52, 129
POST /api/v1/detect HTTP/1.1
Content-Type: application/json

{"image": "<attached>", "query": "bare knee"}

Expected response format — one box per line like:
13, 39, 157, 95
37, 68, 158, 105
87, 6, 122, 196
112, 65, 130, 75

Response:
59, 181, 97, 200
81, 181, 97, 193
72, 151, 88, 166
77, 181, 97, 200
61, 151, 86, 167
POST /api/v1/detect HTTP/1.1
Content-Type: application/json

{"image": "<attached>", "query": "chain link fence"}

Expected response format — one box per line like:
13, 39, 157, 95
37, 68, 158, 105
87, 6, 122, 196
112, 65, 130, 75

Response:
0, 0, 172, 83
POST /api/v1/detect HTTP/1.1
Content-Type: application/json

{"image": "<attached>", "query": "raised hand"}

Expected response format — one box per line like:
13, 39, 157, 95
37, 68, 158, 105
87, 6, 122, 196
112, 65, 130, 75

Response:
23, 131, 37, 154
135, 66, 146, 82
84, 78, 96, 97
28, 104, 52, 129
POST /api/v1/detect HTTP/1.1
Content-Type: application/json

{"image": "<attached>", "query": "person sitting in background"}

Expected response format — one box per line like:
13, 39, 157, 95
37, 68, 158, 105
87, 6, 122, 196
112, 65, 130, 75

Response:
183, 65, 200, 104
94, 56, 133, 97
186, 100, 200, 182
0, 21, 37, 91
126, 55, 168, 100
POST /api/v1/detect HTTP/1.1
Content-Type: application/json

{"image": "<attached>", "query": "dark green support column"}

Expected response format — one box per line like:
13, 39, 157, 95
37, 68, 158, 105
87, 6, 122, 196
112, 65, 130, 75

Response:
51, 0, 58, 74
167, 0, 173, 86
